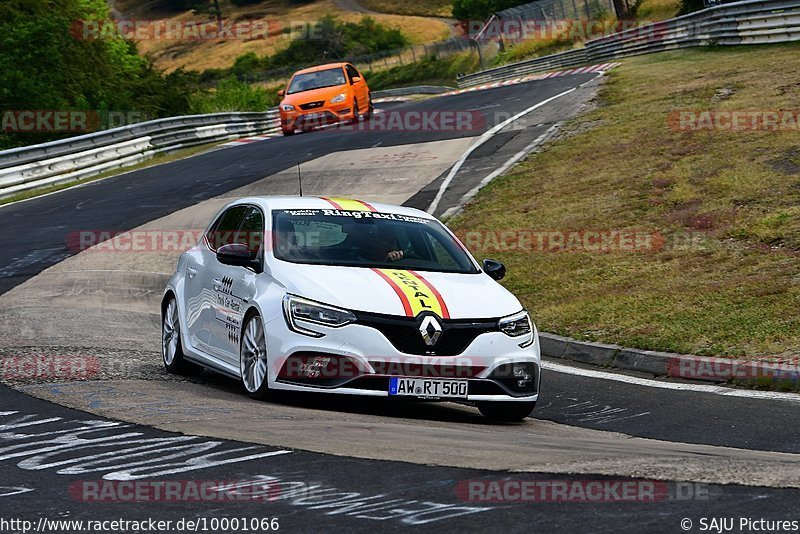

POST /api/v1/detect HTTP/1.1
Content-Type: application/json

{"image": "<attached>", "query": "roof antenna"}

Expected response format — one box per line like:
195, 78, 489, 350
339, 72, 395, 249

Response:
297, 162, 303, 197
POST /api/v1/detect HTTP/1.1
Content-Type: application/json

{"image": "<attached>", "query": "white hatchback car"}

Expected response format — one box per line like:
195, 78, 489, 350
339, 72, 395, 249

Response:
162, 196, 541, 421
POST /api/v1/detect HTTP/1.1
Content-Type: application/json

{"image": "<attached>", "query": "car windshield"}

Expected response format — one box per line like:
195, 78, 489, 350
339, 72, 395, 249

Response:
272, 209, 479, 274
287, 67, 347, 95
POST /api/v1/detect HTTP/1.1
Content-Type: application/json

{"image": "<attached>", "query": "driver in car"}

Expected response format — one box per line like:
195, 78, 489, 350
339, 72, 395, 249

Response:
365, 231, 404, 262
363, 232, 403, 262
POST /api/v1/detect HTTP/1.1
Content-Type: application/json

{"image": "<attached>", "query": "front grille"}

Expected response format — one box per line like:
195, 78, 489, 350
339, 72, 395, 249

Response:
299, 101, 325, 110
354, 311, 499, 356
367, 361, 485, 378
296, 111, 338, 127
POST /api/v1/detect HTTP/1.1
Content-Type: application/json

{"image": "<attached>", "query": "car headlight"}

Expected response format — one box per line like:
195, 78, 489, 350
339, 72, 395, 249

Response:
282, 295, 356, 337
330, 93, 346, 104
281, 104, 295, 111
498, 311, 532, 337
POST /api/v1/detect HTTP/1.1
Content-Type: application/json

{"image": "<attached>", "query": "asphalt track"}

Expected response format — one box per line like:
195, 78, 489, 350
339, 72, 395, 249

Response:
1, 72, 799, 532
2, 385, 799, 534
0, 74, 597, 295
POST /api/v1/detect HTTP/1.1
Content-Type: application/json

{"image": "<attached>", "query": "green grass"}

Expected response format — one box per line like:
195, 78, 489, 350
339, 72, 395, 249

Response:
191, 78, 283, 114
491, 36, 580, 66
635, 0, 681, 20
365, 52, 479, 90
449, 43, 800, 360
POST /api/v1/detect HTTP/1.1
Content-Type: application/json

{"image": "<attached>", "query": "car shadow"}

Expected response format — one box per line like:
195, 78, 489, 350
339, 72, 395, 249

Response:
188, 368, 531, 426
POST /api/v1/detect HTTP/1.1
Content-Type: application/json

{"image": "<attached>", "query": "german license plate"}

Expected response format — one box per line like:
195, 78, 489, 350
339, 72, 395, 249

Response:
388, 377, 468, 399
304, 112, 324, 120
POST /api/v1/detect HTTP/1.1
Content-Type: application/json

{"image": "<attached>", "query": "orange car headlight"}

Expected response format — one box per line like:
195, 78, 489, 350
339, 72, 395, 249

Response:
330, 93, 347, 104
281, 104, 295, 111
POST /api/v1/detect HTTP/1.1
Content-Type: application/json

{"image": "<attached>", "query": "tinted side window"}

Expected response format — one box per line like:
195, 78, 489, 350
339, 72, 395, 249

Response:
235, 207, 265, 259
346, 65, 359, 83
206, 206, 248, 251
425, 233, 460, 270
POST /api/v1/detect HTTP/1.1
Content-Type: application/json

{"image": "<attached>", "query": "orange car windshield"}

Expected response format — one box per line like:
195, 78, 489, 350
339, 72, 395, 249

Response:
287, 67, 347, 95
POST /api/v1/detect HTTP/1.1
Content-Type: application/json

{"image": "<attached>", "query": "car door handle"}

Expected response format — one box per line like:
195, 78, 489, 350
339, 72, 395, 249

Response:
187, 266, 198, 277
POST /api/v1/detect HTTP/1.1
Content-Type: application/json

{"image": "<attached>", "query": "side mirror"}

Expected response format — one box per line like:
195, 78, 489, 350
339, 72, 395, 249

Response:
277, 89, 285, 97
482, 258, 506, 281
217, 243, 260, 271
351, 76, 361, 84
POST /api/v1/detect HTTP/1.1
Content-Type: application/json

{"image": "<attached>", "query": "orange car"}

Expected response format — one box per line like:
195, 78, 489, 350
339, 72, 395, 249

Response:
277, 62, 373, 136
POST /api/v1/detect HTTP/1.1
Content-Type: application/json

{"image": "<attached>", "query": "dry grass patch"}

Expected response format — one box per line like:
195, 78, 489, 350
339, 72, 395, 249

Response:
359, 0, 453, 17
115, 0, 450, 72
449, 43, 800, 359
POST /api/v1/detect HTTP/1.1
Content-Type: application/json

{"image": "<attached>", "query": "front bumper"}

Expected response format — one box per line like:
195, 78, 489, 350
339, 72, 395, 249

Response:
264, 313, 541, 402
281, 105, 354, 131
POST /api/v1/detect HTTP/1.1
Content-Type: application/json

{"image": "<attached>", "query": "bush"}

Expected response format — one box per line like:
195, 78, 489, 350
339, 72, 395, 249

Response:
452, 0, 532, 20
365, 53, 480, 90
190, 77, 279, 113
0, 0, 194, 148
212, 15, 409, 82
678, 0, 706, 14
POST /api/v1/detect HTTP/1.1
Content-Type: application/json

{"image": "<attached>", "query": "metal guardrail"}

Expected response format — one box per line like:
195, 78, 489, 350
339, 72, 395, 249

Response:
458, 0, 800, 87
456, 48, 589, 87
372, 86, 455, 98
0, 110, 280, 200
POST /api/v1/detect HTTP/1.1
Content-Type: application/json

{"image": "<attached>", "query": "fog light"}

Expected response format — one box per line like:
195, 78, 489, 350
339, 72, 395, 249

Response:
300, 356, 331, 378
489, 362, 538, 395
278, 352, 367, 387
513, 364, 533, 389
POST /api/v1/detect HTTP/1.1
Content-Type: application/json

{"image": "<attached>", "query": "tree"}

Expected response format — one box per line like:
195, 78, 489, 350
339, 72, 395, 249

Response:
192, 0, 224, 32
0, 0, 194, 148
453, 0, 533, 20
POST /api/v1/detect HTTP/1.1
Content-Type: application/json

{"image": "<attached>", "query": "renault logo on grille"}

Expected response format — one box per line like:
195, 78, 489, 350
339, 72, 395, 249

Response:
419, 315, 442, 346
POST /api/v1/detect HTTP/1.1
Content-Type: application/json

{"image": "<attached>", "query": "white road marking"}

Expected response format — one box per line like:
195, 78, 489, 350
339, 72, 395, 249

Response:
0, 247, 71, 278
542, 360, 800, 404
431, 72, 606, 217
440, 122, 561, 219
426, 87, 577, 214
0, 411, 293, 480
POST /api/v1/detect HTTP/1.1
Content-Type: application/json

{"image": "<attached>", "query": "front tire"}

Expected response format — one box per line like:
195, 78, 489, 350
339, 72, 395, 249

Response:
365, 97, 374, 120
240, 313, 271, 399
162, 297, 191, 374
352, 98, 360, 123
282, 128, 295, 136
478, 401, 536, 422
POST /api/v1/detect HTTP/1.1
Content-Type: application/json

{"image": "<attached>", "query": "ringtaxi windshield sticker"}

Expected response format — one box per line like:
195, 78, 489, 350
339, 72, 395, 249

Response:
279, 209, 431, 225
